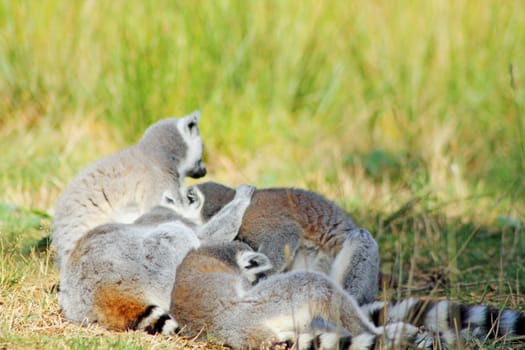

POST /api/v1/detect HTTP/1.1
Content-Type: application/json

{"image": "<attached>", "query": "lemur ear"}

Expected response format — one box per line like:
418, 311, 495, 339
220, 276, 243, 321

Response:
244, 252, 272, 270
189, 109, 201, 122
186, 186, 203, 209
237, 251, 273, 283
185, 110, 201, 135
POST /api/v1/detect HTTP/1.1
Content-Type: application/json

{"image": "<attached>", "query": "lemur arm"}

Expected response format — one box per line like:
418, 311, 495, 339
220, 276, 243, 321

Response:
256, 222, 301, 274
330, 228, 380, 305
196, 184, 255, 242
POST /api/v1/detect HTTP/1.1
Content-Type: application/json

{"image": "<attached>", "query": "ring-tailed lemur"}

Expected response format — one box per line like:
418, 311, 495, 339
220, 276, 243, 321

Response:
52, 111, 206, 272
58, 185, 255, 334
180, 181, 379, 305
171, 241, 417, 350
172, 242, 525, 349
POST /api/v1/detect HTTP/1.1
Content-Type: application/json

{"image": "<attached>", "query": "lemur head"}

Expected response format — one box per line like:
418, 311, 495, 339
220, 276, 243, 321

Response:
138, 110, 207, 180
166, 182, 233, 224
160, 188, 204, 225
199, 241, 272, 284
192, 182, 236, 222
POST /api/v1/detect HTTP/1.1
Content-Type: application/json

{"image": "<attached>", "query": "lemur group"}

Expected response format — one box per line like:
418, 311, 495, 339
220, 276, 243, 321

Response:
52, 111, 524, 349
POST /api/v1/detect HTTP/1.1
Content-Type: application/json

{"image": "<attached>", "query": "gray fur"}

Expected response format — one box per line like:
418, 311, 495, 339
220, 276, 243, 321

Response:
59, 220, 200, 325
330, 228, 380, 306
187, 181, 380, 305
171, 242, 418, 349
132, 205, 192, 226
52, 111, 206, 271
58, 184, 255, 333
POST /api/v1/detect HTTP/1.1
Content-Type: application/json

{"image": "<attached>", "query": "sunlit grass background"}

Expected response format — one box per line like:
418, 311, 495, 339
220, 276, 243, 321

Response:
1, 1, 524, 348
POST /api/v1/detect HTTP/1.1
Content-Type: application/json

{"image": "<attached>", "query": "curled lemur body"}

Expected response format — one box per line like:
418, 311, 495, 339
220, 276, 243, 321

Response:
186, 181, 379, 305
171, 241, 417, 350
173, 183, 525, 348
172, 242, 525, 349
52, 111, 206, 272
53, 111, 258, 334
59, 185, 255, 334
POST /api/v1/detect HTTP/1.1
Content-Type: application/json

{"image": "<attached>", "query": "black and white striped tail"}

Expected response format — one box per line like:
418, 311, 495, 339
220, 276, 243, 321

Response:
362, 298, 525, 347
283, 317, 422, 350
131, 305, 180, 335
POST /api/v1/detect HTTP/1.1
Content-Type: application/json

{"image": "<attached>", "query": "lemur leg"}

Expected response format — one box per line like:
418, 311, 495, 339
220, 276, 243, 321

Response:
330, 228, 380, 305
196, 185, 255, 242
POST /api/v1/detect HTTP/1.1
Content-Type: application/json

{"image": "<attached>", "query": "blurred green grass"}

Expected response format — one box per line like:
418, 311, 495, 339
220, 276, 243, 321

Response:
1, 1, 524, 348
1, 1, 524, 201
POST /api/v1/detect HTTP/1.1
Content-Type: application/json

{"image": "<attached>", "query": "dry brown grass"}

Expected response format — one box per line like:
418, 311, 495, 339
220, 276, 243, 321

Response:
0, 249, 229, 349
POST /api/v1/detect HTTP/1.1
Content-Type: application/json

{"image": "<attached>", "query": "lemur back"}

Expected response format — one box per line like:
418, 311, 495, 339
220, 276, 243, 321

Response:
58, 185, 255, 334
171, 242, 416, 350
192, 181, 379, 305
52, 111, 206, 271
61, 220, 197, 334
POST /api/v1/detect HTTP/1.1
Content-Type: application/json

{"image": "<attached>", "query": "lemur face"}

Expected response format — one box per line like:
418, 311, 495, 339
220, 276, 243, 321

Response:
161, 186, 204, 225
